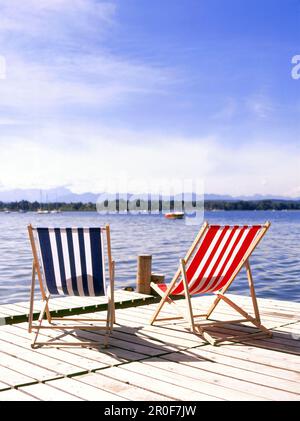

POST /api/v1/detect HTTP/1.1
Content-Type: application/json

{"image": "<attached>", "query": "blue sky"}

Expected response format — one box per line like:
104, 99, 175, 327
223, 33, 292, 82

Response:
0, 0, 299, 196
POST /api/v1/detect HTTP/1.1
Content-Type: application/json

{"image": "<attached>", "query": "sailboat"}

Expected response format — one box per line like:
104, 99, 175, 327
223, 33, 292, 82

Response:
37, 190, 50, 214
50, 194, 62, 214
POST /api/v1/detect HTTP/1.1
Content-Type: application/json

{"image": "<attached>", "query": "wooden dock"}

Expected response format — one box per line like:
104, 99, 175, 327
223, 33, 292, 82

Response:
0, 291, 299, 401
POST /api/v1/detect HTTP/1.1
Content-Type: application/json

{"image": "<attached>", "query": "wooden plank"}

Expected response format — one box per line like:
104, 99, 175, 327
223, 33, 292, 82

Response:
114, 321, 199, 349
60, 327, 174, 357
134, 304, 300, 348
0, 304, 30, 315
19, 382, 84, 401
273, 321, 300, 335
0, 388, 39, 401
119, 301, 284, 331
0, 365, 38, 389
159, 353, 299, 400
0, 336, 87, 378
146, 292, 300, 319
29, 310, 180, 358
43, 377, 128, 401
0, 310, 13, 317
8, 321, 149, 365
200, 296, 300, 322
0, 381, 11, 392
76, 371, 171, 401
106, 309, 300, 370
0, 291, 151, 312
170, 347, 300, 393
137, 359, 268, 401
227, 294, 300, 311
63, 312, 186, 353
190, 343, 300, 379
0, 291, 161, 326
0, 305, 26, 315
1, 324, 139, 373
115, 306, 274, 351
218, 342, 300, 371
0, 330, 106, 374
110, 309, 205, 348
97, 366, 222, 401
0, 351, 59, 382
12, 294, 112, 315
199, 323, 300, 354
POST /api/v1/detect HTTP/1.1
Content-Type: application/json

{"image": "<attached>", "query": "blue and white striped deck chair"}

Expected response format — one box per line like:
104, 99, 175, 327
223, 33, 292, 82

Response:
28, 224, 115, 349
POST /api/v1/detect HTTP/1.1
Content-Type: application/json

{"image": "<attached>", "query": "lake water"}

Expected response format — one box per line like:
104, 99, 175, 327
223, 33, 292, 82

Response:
0, 211, 299, 304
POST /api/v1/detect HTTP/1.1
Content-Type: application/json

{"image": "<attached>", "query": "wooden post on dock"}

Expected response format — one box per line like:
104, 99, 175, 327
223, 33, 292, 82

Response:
136, 255, 152, 294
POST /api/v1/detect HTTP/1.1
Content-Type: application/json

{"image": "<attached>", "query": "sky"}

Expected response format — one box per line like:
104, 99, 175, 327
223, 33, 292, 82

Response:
0, 0, 300, 197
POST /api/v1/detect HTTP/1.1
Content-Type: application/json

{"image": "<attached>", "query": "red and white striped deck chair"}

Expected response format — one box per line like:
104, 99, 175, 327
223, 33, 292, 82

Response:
150, 221, 272, 345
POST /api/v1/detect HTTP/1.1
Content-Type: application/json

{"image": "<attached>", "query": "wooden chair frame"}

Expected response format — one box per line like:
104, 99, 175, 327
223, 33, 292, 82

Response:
28, 224, 115, 349
150, 221, 272, 346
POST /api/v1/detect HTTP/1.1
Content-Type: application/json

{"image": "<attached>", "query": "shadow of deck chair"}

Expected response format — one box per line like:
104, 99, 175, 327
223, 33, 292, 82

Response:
28, 224, 115, 349
150, 221, 272, 346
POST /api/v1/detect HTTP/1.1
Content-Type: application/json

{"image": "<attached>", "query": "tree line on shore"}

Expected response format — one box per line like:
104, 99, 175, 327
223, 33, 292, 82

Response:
1, 199, 300, 212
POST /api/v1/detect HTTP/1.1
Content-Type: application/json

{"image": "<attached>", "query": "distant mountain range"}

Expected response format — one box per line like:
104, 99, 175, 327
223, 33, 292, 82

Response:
0, 187, 298, 203
0, 187, 99, 203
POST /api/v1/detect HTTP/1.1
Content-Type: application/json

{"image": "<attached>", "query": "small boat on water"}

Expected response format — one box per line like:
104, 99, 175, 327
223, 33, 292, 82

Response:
164, 212, 184, 220
37, 209, 50, 214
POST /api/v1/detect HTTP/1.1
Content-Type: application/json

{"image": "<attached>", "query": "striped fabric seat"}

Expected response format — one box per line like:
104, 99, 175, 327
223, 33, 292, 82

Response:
157, 225, 263, 296
34, 227, 106, 297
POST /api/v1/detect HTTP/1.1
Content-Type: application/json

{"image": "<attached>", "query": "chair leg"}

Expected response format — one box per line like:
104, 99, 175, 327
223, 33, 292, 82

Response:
206, 294, 222, 319
181, 259, 195, 332
195, 262, 271, 345
111, 260, 116, 325
31, 298, 49, 348
218, 293, 272, 337
207, 261, 263, 323
150, 282, 193, 324
245, 260, 261, 324
150, 275, 179, 324
195, 295, 271, 346
103, 305, 110, 349
108, 294, 114, 332
194, 326, 217, 346
28, 261, 36, 333
109, 300, 115, 330
103, 286, 114, 348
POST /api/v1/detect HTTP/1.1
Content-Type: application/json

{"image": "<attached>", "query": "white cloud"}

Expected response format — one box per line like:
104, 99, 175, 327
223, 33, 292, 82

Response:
0, 0, 116, 42
0, 0, 174, 118
0, 54, 172, 113
0, 127, 299, 197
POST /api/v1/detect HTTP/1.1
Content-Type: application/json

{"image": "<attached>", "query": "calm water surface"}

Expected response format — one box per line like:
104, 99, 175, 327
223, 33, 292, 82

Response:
0, 211, 299, 304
